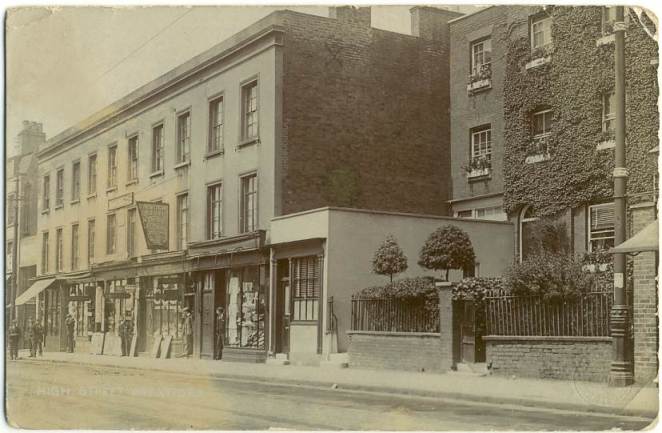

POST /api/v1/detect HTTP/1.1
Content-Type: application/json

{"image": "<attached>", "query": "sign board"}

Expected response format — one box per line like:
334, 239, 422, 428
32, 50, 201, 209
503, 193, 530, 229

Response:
107, 292, 131, 300
68, 295, 90, 301
129, 334, 138, 357
159, 335, 173, 359
90, 332, 105, 355
136, 201, 169, 250
150, 335, 163, 358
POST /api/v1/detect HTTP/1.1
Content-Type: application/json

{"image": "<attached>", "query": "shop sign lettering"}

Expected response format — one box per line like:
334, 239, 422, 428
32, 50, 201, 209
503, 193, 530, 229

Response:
136, 201, 169, 250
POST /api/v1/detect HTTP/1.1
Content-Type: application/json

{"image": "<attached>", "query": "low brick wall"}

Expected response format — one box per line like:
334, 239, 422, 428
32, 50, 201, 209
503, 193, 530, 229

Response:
347, 331, 443, 372
484, 336, 612, 382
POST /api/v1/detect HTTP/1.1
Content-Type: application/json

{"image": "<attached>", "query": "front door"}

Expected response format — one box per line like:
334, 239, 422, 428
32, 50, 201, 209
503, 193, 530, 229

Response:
200, 272, 215, 358
460, 301, 476, 363
275, 275, 291, 354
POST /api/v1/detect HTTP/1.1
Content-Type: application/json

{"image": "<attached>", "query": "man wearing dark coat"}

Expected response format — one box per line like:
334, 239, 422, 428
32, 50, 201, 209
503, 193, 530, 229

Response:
8, 320, 21, 360
119, 313, 134, 357
26, 318, 35, 357
65, 314, 76, 353
31, 320, 44, 357
214, 307, 225, 360
182, 307, 193, 357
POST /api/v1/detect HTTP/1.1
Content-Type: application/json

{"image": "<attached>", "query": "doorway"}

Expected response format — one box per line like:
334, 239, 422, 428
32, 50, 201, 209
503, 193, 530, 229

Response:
274, 260, 290, 355
200, 270, 225, 359
458, 300, 486, 364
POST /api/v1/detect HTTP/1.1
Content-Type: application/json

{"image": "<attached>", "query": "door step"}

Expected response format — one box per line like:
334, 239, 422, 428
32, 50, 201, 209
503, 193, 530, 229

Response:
266, 353, 290, 366
455, 362, 491, 376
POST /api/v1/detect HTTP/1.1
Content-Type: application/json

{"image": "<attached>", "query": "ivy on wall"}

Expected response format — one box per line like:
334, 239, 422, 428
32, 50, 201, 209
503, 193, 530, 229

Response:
502, 6, 658, 217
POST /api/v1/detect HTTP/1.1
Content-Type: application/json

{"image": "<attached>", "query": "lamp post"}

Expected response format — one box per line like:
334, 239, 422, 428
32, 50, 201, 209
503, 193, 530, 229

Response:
609, 5, 634, 386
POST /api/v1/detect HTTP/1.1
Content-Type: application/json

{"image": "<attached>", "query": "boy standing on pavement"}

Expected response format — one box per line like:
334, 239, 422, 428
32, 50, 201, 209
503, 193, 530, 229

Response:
8, 320, 21, 360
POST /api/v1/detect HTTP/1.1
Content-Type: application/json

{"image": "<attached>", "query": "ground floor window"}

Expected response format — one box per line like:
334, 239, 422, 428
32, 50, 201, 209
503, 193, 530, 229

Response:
104, 279, 136, 335
292, 256, 321, 322
589, 203, 615, 252
520, 206, 539, 262
44, 287, 61, 337
145, 275, 185, 338
68, 283, 96, 337
226, 265, 267, 349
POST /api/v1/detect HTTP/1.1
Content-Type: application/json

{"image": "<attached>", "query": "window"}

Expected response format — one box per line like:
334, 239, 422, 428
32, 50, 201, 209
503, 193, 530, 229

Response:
56, 168, 64, 207
128, 135, 139, 182
177, 111, 191, 163
88, 219, 95, 264
471, 126, 492, 165
207, 183, 223, 239
209, 97, 224, 153
240, 174, 257, 233
42, 232, 49, 274
127, 209, 136, 258
457, 210, 473, 218
42, 175, 50, 210
532, 108, 553, 156
152, 123, 164, 172
520, 206, 539, 262
471, 38, 492, 76
20, 182, 32, 235
56, 228, 63, 272
71, 224, 79, 271
292, 256, 321, 321
176, 194, 189, 250
106, 213, 116, 255
72, 161, 81, 201
531, 15, 552, 50
242, 81, 258, 140
602, 6, 617, 35
88, 153, 97, 195
107, 145, 118, 188
476, 206, 507, 221
7, 193, 16, 225
602, 91, 616, 134
589, 203, 615, 252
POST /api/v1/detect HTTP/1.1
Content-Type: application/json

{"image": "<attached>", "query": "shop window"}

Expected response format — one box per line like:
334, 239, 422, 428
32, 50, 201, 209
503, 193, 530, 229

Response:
589, 203, 615, 252
146, 275, 184, 339
68, 283, 95, 337
105, 279, 136, 335
226, 266, 266, 349
292, 256, 321, 322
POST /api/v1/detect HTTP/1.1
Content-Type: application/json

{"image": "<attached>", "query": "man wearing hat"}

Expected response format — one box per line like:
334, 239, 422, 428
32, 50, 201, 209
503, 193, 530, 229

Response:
214, 307, 225, 360
119, 312, 134, 357
182, 307, 193, 357
65, 313, 76, 353
8, 319, 21, 360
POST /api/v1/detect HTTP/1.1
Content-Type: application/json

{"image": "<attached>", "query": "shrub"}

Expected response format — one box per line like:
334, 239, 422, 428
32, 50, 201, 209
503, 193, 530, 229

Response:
358, 276, 438, 312
371, 235, 408, 282
418, 225, 476, 281
452, 277, 505, 303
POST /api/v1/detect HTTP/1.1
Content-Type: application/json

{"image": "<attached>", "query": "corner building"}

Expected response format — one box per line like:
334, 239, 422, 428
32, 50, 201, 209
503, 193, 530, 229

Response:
31, 7, 462, 362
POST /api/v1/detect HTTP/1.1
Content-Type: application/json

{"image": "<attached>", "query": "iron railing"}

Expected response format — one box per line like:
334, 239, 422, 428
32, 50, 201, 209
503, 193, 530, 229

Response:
351, 296, 439, 333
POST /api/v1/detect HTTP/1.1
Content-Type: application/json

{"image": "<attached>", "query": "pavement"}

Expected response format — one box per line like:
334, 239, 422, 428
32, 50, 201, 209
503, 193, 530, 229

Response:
13, 350, 659, 419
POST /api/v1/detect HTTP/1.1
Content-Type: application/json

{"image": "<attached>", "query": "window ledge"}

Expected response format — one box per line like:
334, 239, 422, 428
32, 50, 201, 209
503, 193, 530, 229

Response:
174, 161, 190, 170
467, 78, 492, 94
597, 139, 616, 151
106, 186, 118, 194
238, 137, 259, 149
205, 149, 224, 159
87, 193, 97, 200
70, 199, 80, 205
126, 179, 139, 187
467, 168, 491, 181
596, 34, 615, 46
41, 209, 50, 215
525, 153, 551, 164
525, 56, 552, 70
55, 204, 64, 210
149, 170, 164, 179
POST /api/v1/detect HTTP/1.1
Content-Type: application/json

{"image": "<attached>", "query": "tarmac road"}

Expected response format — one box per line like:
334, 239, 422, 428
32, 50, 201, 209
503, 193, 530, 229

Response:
5, 360, 655, 430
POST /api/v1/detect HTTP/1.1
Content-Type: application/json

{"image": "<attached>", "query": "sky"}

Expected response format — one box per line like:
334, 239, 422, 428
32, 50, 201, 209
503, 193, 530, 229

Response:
5, 5, 479, 155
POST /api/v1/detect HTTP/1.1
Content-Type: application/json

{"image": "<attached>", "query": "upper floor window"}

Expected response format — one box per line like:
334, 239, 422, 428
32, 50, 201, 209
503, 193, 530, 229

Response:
128, 135, 139, 182
177, 111, 191, 163
56, 227, 63, 272
471, 38, 492, 77
152, 123, 164, 173
107, 145, 118, 189
207, 183, 223, 240
602, 6, 617, 35
42, 232, 49, 274
209, 96, 224, 153
602, 91, 616, 134
88, 153, 97, 195
531, 15, 552, 50
176, 194, 189, 250
471, 126, 492, 165
106, 213, 116, 255
242, 81, 258, 141
7, 193, 16, 225
240, 174, 258, 233
127, 208, 136, 258
55, 168, 64, 208
589, 203, 615, 252
532, 108, 553, 137
42, 175, 50, 210
71, 223, 79, 271
72, 161, 81, 201
88, 219, 95, 264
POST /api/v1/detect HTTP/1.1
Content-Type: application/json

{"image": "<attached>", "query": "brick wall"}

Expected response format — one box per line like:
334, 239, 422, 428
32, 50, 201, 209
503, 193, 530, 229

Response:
279, 8, 458, 216
630, 203, 658, 384
347, 331, 444, 372
485, 336, 612, 382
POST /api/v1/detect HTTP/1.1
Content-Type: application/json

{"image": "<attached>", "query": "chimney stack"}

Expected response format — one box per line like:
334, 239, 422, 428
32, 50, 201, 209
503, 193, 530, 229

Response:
16, 120, 46, 155
329, 6, 371, 27
410, 6, 463, 42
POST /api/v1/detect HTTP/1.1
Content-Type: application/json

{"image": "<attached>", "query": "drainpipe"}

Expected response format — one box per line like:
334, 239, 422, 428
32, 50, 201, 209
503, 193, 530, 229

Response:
609, 5, 634, 386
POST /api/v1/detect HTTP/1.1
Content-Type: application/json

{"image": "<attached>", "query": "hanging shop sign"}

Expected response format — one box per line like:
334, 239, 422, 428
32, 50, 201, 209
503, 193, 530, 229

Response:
107, 292, 132, 300
136, 201, 169, 250
154, 289, 180, 301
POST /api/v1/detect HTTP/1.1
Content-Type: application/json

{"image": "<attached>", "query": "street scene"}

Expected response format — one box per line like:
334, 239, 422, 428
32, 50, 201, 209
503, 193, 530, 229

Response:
4, 4, 660, 431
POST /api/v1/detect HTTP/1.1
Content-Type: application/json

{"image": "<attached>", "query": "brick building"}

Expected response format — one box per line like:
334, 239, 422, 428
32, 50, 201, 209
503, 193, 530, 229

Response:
23, 7, 467, 362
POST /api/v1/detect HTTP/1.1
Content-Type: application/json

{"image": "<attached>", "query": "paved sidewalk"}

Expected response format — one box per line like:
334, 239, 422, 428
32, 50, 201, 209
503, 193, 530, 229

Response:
13, 350, 658, 418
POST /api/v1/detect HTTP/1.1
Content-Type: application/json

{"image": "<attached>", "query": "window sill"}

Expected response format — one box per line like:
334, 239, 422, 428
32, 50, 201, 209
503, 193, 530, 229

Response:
596, 34, 615, 46
525, 56, 551, 70
126, 179, 139, 187
87, 193, 97, 200
55, 204, 64, 210
467, 168, 491, 181
174, 161, 190, 170
149, 170, 164, 179
238, 137, 259, 149
41, 209, 50, 215
467, 78, 492, 94
597, 139, 616, 151
525, 153, 551, 164
106, 186, 118, 194
205, 149, 224, 159
70, 199, 80, 205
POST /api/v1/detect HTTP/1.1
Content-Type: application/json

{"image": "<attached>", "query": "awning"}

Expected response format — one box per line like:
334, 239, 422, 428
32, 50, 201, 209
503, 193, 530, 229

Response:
15, 278, 57, 306
611, 220, 659, 254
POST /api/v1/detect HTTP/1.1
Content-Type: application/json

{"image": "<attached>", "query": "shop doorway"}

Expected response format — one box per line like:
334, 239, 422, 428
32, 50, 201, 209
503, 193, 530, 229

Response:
275, 260, 291, 355
200, 270, 225, 359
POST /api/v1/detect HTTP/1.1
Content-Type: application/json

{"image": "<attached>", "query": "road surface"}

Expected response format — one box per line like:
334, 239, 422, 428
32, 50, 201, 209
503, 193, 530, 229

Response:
5, 360, 655, 430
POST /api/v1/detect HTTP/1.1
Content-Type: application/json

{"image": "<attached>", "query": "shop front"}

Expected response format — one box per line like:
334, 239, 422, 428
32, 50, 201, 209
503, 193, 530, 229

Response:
66, 280, 97, 353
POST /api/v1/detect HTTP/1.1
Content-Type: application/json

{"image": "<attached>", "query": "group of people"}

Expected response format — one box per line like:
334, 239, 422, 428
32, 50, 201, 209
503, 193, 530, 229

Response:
7, 318, 45, 360
178, 306, 224, 360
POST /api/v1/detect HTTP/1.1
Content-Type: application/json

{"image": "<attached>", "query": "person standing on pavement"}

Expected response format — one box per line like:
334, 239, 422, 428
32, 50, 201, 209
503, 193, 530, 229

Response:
65, 313, 76, 353
214, 307, 225, 360
182, 307, 193, 357
26, 318, 35, 357
31, 319, 44, 357
119, 313, 134, 357
8, 319, 21, 360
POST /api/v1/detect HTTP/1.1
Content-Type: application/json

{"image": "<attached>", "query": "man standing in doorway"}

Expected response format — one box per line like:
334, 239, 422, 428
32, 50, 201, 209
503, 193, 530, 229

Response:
32, 319, 44, 357
8, 319, 21, 360
65, 313, 76, 353
182, 307, 193, 357
119, 313, 134, 357
214, 307, 225, 360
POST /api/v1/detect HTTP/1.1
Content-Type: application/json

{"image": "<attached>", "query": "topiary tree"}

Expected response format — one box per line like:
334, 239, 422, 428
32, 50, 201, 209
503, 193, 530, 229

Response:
418, 225, 476, 281
372, 235, 408, 283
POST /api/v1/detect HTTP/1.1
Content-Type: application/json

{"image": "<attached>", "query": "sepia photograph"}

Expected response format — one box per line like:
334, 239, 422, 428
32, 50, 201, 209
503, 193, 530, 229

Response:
3, 2, 660, 430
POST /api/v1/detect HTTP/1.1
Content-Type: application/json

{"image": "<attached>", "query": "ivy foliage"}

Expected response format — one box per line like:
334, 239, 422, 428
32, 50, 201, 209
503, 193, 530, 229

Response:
371, 235, 408, 282
418, 225, 476, 280
502, 6, 658, 217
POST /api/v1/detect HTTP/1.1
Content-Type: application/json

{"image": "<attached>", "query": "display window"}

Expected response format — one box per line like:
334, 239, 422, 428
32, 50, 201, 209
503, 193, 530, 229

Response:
145, 275, 185, 338
104, 278, 136, 335
67, 282, 96, 337
225, 265, 267, 349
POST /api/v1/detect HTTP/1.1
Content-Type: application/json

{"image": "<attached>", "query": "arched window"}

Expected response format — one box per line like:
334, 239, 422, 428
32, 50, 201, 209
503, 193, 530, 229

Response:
519, 206, 538, 261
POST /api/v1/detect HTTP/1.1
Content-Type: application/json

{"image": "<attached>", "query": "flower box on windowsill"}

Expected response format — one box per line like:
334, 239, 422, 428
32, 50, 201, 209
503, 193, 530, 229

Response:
525, 153, 551, 164
596, 34, 615, 46
525, 56, 552, 70
467, 78, 492, 93
597, 139, 616, 151
467, 167, 491, 180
